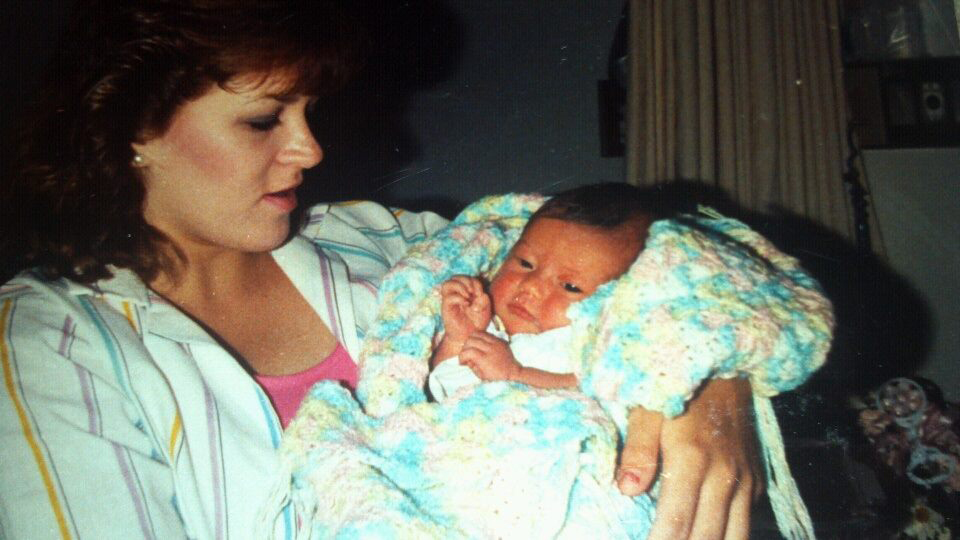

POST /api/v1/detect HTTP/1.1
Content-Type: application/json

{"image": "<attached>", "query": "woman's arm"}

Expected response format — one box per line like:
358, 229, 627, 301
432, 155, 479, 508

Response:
0, 288, 189, 539
569, 216, 831, 539
617, 378, 761, 540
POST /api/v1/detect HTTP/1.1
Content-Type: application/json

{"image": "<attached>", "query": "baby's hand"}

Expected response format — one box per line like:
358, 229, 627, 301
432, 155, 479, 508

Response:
440, 276, 492, 343
459, 332, 521, 382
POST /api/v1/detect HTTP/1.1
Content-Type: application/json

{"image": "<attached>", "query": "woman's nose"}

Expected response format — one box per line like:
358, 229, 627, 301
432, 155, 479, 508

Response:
279, 119, 323, 169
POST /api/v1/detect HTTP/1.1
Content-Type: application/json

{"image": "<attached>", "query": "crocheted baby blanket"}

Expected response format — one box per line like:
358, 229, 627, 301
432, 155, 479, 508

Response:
269, 193, 834, 539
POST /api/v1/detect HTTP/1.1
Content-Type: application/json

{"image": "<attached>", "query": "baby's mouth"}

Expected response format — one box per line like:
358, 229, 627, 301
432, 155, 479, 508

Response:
507, 303, 538, 328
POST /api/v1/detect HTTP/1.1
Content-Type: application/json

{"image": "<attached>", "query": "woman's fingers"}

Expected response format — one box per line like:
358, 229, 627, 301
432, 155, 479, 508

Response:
617, 407, 663, 495
722, 474, 753, 540
645, 378, 759, 540
646, 441, 707, 540
687, 458, 744, 539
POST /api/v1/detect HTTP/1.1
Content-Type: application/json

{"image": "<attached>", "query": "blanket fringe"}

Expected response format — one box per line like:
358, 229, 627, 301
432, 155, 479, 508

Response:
755, 396, 817, 540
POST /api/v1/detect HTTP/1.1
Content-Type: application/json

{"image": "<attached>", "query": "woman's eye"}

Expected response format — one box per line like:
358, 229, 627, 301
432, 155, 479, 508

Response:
247, 112, 281, 132
563, 283, 583, 293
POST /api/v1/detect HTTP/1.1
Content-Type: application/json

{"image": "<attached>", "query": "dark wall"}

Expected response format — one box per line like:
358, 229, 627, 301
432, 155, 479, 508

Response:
1, 1, 72, 163
306, 0, 627, 216
1, 1, 627, 220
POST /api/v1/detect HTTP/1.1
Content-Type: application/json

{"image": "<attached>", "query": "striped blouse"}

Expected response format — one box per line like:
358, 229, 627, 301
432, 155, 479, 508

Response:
0, 201, 448, 539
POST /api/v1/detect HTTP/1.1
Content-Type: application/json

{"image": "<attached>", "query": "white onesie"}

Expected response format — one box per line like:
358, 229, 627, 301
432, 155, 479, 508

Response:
428, 321, 574, 400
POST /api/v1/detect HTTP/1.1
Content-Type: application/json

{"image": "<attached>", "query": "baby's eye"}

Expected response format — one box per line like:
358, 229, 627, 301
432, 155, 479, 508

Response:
247, 112, 281, 132
563, 283, 583, 293
517, 257, 533, 269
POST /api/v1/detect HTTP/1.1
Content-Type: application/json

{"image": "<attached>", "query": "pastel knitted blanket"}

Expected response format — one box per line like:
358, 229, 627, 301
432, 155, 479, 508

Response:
269, 193, 834, 539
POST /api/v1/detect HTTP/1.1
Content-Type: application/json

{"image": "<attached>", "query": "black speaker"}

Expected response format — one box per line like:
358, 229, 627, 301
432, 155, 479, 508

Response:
846, 57, 960, 147
920, 81, 946, 123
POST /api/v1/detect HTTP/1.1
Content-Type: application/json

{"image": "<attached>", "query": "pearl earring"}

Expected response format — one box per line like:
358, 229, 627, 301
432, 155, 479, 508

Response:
132, 154, 145, 166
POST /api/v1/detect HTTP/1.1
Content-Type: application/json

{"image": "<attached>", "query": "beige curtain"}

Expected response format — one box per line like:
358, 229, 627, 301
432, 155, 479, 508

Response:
626, 0, 857, 239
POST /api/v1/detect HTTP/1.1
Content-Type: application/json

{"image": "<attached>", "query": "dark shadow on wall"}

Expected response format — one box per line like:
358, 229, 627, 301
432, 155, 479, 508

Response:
628, 181, 933, 432
0, 1, 73, 189
632, 181, 933, 537
301, 0, 466, 219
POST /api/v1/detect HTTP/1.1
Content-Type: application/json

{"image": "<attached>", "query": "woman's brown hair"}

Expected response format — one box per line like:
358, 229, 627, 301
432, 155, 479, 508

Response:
1, 0, 361, 284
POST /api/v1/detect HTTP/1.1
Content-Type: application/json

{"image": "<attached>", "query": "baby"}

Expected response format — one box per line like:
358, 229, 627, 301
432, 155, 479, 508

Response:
429, 183, 654, 400
265, 184, 827, 538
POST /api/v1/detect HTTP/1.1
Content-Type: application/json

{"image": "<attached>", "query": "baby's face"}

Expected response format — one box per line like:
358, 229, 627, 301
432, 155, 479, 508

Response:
489, 217, 646, 335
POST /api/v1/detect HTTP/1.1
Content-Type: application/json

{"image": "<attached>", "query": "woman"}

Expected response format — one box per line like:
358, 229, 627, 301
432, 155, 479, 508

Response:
0, 1, 759, 538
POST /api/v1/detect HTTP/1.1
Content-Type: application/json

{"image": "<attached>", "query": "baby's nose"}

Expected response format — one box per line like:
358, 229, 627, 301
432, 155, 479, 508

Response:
517, 275, 546, 298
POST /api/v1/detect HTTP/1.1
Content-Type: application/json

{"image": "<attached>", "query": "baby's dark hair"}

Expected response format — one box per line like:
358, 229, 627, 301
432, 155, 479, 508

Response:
531, 182, 662, 229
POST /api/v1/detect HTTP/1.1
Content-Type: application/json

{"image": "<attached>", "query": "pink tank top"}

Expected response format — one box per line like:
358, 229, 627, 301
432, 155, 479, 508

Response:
254, 343, 358, 428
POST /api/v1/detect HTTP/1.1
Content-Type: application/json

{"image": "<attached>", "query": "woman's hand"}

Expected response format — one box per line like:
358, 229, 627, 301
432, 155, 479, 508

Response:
616, 378, 762, 540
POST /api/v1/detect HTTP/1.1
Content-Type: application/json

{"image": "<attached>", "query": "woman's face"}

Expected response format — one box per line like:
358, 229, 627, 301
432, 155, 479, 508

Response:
134, 73, 322, 258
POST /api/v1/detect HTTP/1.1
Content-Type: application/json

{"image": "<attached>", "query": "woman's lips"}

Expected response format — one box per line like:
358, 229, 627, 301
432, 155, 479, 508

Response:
263, 188, 298, 212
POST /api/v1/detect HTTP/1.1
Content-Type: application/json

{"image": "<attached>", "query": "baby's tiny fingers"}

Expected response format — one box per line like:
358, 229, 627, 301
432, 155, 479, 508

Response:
464, 339, 494, 356
468, 331, 495, 343
467, 277, 485, 295
468, 366, 485, 379
472, 293, 491, 310
460, 342, 486, 359
442, 277, 472, 295
450, 296, 471, 309
453, 275, 480, 292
